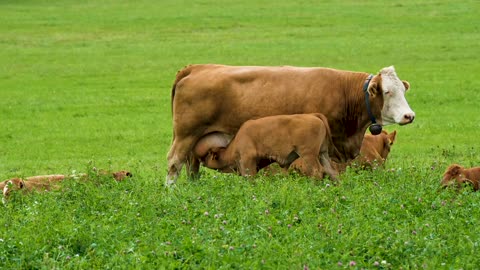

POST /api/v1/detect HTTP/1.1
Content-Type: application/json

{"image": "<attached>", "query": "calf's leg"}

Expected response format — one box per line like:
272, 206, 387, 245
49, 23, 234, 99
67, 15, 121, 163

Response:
294, 155, 324, 180
319, 152, 338, 181
238, 155, 258, 177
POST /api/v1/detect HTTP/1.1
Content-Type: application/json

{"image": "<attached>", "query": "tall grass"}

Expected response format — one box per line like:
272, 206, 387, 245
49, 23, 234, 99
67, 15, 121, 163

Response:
1, 0, 479, 268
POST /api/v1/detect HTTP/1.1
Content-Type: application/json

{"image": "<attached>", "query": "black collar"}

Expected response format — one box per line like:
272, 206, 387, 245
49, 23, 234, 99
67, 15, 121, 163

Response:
363, 74, 382, 135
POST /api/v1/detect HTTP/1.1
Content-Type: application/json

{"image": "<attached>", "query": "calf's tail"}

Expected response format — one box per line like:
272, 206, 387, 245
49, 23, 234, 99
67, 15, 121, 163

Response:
313, 113, 342, 162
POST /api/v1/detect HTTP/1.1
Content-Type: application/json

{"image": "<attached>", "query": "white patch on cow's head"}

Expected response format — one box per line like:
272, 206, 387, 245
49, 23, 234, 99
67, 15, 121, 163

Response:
379, 66, 415, 125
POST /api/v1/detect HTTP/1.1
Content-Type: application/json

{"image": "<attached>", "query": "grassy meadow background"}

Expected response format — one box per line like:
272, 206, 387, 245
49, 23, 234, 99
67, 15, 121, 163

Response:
1, 0, 479, 268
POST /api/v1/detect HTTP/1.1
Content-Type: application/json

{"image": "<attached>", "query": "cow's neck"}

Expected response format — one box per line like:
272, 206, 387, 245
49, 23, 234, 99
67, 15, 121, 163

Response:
332, 73, 382, 162
363, 74, 382, 135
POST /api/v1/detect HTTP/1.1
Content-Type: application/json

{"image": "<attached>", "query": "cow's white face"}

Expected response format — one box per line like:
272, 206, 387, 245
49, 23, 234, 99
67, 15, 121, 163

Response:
379, 66, 415, 125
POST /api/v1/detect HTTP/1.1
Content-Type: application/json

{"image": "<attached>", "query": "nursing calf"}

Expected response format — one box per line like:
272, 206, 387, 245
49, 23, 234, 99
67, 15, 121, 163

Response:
201, 113, 338, 180
441, 164, 480, 191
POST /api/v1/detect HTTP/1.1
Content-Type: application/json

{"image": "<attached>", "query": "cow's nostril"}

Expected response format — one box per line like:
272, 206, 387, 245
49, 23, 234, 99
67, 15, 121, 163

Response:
404, 114, 415, 122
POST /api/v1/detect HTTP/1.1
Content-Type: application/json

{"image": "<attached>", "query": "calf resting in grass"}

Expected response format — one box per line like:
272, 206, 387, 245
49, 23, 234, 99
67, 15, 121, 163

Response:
1, 170, 133, 201
198, 113, 339, 180
354, 130, 397, 169
441, 164, 480, 191
2, 175, 65, 199
289, 129, 396, 173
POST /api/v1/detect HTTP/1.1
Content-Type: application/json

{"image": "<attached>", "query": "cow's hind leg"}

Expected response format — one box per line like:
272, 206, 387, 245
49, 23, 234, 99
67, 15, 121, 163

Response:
166, 136, 198, 186
319, 152, 338, 181
319, 140, 339, 181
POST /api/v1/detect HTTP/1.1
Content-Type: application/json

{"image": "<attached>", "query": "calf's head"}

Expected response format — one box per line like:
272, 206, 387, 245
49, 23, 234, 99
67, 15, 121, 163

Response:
441, 164, 479, 190
357, 130, 397, 168
112, 171, 133, 181
377, 130, 397, 160
203, 147, 226, 169
3, 178, 25, 198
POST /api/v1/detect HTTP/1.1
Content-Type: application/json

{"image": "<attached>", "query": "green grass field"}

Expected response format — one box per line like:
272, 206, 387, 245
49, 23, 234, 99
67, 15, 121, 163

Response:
1, 0, 480, 268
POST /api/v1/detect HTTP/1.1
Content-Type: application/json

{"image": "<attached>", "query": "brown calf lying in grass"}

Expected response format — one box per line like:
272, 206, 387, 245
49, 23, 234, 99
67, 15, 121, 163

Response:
353, 130, 397, 169
1, 170, 132, 201
200, 113, 338, 180
2, 175, 65, 199
287, 130, 397, 174
441, 164, 480, 191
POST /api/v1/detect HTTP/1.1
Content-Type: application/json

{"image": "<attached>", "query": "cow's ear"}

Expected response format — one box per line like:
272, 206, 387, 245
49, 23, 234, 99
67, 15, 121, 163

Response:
402, 80, 410, 91
368, 75, 381, 97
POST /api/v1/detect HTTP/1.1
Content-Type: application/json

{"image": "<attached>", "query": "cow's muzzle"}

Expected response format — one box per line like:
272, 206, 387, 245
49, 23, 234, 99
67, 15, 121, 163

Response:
399, 113, 415, 125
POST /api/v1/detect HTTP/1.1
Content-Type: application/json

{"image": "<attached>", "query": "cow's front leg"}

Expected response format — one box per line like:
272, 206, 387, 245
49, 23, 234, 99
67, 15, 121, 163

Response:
166, 136, 197, 187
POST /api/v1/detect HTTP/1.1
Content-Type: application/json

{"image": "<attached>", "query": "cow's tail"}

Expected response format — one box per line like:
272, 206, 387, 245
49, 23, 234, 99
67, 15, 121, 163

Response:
170, 65, 194, 141
171, 65, 193, 115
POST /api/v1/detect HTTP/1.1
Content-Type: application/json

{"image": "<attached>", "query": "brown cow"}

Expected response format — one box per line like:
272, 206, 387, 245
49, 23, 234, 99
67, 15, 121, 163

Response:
441, 164, 480, 191
354, 130, 397, 169
201, 113, 338, 180
167, 64, 415, 185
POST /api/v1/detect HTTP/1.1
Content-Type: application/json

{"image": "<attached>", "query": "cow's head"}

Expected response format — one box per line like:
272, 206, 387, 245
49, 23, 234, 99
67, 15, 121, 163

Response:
369, 66, 415, 126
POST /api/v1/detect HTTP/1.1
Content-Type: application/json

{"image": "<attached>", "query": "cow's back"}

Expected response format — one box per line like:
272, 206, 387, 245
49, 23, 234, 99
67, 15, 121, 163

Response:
172, 64, 363, 140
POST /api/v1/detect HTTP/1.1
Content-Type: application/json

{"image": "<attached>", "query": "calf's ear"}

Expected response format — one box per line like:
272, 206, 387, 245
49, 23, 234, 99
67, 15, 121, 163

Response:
388, 130, 397, 145
207, 150, 219, 160
448, 165, 462, 176
402, 80, 410, 91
